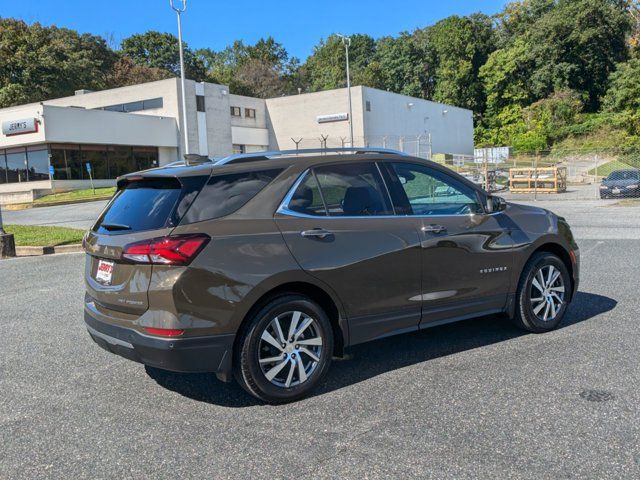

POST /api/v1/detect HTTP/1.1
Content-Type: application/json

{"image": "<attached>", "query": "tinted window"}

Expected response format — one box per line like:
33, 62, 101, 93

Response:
287, 172, 327, 216
143, 97, 163, 109
182, 169, 282, 223
123, 101, 144, 112
26, 148, 49, 181
0, 151, 7, 184
6, 148, 28, 183
94, 177, 205, 234
312, 163, 393, 216
196, 95, 205, 112
607, 170, 639, 181
387, 162, 482, 215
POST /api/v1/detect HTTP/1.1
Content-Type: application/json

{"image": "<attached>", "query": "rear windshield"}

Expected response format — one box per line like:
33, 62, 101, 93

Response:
181, 169, 282, 223
607, 170, 639, 181
93, 177, 205, 234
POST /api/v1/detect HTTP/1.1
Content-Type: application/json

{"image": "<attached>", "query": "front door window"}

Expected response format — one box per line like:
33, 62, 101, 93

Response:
386, 162, 483, 216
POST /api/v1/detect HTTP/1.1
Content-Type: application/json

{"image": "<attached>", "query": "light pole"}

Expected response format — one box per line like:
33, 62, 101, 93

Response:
170, 0, 190, 156
336, 34, 354, 148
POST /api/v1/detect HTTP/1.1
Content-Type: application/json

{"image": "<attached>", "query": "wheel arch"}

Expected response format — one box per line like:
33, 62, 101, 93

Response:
525, 242, 575, 298
232, 280, 347, 361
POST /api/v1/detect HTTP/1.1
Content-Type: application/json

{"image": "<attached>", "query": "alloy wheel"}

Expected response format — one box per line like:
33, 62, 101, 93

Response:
530, 264, 565, 322
258, 311, 323, 388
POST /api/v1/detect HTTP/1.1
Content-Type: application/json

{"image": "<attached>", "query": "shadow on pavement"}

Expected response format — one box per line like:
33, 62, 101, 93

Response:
146, 291, 616, 408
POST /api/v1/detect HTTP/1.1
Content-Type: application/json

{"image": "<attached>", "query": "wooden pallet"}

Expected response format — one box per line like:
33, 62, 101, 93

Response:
509, 166, 567, 193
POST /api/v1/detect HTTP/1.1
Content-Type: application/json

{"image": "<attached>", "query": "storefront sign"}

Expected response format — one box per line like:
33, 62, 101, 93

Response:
2, 118, 38, 136
317, 113, 349, 124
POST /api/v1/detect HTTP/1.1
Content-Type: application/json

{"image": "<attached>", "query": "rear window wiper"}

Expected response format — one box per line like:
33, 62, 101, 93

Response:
100, 223, 132, 231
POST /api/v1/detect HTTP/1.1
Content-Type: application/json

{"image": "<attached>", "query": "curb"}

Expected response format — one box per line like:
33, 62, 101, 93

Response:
15, 244, 84, 257
3, 196, 112, 210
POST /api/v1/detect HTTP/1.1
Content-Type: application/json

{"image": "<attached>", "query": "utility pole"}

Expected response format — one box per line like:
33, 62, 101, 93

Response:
336, 34, 354, 148
170, 0, 190, 156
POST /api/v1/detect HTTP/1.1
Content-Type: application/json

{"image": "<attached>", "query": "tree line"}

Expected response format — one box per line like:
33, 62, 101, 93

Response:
1, 0, 639, 151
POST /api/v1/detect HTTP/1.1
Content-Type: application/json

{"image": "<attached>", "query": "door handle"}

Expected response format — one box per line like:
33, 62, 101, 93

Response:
421, 224, 447, 234
300, 228, 333, 239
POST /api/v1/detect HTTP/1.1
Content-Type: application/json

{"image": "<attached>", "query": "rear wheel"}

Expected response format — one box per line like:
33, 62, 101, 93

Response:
512, 252, 571, 333
235, 295, 333, 403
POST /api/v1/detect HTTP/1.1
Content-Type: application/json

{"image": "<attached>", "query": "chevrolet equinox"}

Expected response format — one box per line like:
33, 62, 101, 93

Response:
84, 148, 580, 403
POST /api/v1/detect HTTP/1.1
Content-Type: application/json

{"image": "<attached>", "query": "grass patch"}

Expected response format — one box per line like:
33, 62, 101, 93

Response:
586, 160, 634, 177
34, 187, 115, 204
4, 224, 85, 247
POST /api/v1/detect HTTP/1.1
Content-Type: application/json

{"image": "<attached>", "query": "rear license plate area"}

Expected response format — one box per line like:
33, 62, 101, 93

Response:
96, 259, 115, 285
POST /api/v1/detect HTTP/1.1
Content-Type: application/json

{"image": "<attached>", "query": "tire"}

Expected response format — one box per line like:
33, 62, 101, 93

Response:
512, 252, 571, 333
234, 294, 334, 404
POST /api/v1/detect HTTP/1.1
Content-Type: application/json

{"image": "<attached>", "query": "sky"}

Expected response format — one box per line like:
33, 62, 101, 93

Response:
2, 0, 509, 59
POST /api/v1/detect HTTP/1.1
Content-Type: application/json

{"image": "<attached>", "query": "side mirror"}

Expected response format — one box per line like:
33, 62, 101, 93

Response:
486, 195, 507, 213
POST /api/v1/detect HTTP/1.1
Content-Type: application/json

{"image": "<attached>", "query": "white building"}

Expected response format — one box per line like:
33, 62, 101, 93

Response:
0, 78, 474, 202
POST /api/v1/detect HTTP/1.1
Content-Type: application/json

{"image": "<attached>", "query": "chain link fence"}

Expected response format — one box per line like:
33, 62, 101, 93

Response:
277, 134, 640, 202
461, 147, 640, 201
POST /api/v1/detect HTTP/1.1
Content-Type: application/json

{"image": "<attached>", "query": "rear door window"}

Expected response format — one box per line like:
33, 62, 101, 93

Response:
286, 172, 327, 216
93, 177, 205, 234
182, 169, 282, 223
307, 162, 393, 216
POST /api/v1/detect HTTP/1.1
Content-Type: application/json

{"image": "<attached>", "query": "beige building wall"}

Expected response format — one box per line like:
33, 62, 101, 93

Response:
265, 87, 365, 150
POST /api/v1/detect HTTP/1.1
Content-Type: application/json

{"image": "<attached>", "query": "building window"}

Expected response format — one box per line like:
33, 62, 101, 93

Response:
50, 144, 82, 180
0, 150, 7, 184
5, 148, 28, 183
81, 145, 109, 180
99, 97, 163, 113
132, 146, 158, 171
47, 144, 159, 182
230, 106, 241, 117
232, 144, 245, 154
26, 145, 50, 181
366, 100, 371, 112
196, 95, 205, 112
142, 97, 163, 109
245, 108, 256, 119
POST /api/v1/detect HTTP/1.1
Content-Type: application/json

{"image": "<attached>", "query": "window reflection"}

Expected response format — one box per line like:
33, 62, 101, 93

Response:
0, 144, 159, 184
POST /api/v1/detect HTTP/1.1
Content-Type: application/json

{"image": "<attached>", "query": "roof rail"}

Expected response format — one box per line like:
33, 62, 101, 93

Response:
215, 147, 408, 165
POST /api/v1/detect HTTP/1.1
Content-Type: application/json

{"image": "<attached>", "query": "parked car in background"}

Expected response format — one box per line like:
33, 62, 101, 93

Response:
83, 148, 579, 403
600, 169, 640, 198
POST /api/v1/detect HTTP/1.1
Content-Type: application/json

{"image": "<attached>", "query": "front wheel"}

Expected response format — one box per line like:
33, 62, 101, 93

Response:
235, 294, 334, 403
512, 252, 571, 333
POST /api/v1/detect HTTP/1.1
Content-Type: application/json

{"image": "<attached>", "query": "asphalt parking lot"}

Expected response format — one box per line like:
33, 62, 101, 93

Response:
1, 201, 640, 478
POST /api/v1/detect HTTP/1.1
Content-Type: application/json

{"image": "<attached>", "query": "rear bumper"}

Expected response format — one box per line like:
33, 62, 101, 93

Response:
84, 309, 235, 378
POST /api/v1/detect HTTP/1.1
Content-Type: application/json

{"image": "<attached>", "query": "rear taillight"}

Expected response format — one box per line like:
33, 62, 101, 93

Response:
122, 234, 210, 265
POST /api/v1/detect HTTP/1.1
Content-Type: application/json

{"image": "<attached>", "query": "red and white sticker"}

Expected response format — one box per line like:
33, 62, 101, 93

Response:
96, 260, 114, 285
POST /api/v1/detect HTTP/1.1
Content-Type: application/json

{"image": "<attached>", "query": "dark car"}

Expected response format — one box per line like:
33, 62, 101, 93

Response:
600, 169, 640, 198
83, 148, 580, 403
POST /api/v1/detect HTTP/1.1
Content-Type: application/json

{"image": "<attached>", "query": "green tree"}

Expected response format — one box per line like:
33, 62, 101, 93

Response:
196, 37, 299, 98
526, 0, 632, 111
602, 58, 640, 111
0, 19, 116, 107
365, 33, 434, 98
120, 31, 206, 80
494, 0, 555, 48
480, 38, 535, 118
415, 14, 495, 115
303, 34, 377, 92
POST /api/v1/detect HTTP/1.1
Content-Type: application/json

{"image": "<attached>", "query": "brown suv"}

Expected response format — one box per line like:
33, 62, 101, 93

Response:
84, 148, 579, 403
